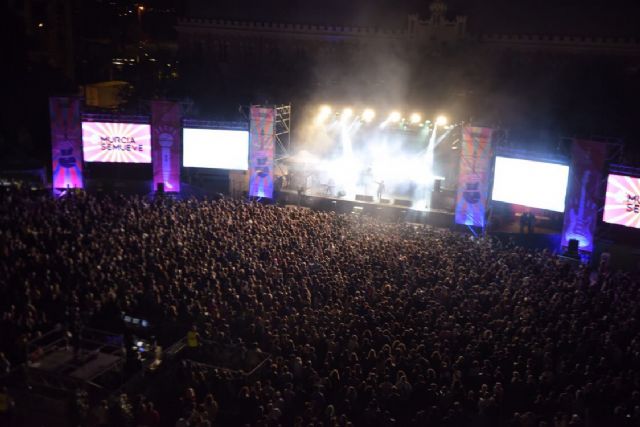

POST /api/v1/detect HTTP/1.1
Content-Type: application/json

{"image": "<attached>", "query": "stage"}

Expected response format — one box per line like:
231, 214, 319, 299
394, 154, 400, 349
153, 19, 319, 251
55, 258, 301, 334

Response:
277, 188, 456, 228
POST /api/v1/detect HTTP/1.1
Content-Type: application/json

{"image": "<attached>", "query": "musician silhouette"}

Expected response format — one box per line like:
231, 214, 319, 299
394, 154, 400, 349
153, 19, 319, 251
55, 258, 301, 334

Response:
376, 180, 385, 201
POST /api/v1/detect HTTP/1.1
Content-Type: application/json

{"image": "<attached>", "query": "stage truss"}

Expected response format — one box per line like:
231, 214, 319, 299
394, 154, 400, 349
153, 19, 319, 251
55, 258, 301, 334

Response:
272, 104, 291, 177
275, 104, 291, 159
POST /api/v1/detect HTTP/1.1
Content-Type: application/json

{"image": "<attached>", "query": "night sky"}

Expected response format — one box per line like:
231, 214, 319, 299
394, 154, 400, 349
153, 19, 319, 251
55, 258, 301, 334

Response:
1, 0, 639, 168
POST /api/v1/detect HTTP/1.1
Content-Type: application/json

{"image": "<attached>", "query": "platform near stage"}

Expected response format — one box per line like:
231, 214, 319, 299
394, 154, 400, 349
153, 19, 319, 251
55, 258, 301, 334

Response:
276, 188, 456, 228
24, 327, 127, 395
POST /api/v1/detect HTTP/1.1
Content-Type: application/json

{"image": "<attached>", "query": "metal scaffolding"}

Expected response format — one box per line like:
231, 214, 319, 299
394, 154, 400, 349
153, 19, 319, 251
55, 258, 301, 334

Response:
274, 104, 291, 160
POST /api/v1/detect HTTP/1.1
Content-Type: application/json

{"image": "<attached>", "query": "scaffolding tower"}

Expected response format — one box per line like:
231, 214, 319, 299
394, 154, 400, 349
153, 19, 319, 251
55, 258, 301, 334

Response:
274, 104, 291, 160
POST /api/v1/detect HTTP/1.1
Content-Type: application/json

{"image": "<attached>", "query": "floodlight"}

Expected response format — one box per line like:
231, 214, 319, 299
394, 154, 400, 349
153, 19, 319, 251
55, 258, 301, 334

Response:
410, 113, 421, 124
389, 111, 401, 123
362, 109, 375, 123
342, 108, 354, 118
314, 105, 332, 125
435, 115, 448, 126
319, 105, 332, 115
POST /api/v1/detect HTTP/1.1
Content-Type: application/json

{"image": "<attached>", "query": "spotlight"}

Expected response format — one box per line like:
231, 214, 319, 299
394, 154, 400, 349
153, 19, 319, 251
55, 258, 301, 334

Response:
389, 111, 401, 123
314, 105, 332, 125
342, 108, 354, 118
362, 109, 375, 123
435, 115, 448, 126
410, 113, 421, 124
319, 105, 332, 115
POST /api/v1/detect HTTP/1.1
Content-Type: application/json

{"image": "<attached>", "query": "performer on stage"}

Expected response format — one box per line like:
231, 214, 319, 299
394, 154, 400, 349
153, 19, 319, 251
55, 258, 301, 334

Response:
376, 180, 385, 201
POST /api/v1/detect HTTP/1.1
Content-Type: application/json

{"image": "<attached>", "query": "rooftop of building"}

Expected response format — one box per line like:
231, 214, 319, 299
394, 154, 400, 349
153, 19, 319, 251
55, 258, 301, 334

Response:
183, 0, 640, 37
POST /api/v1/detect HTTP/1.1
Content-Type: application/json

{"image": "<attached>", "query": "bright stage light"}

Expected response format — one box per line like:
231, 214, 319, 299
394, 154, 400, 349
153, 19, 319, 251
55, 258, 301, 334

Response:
314, 105, 332, 125
410, 113, 421, 124
435, 115, 448, 126
342, 108, 354, 118
319, 105, 332, 115
389, 111, 401, 123
362, 109, 375, 123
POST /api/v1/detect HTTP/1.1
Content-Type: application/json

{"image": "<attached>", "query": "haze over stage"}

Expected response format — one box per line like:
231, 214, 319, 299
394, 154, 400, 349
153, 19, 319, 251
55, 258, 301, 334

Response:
289, 104, 456, 209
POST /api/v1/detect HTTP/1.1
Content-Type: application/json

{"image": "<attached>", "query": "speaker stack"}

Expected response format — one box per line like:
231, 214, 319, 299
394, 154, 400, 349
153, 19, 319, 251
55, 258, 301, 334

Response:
355, 194, 374, 202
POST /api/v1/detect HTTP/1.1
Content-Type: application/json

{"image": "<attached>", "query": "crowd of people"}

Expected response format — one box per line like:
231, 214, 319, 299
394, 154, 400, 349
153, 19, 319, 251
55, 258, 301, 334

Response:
1, 186, 640, 426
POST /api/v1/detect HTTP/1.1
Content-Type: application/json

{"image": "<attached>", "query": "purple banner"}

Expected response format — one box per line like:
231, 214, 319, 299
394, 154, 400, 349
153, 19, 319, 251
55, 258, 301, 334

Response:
561, 140, 607, 252
455, 127, 493, 227
151, 101, 182, 192
50, 97, 84, 189
248, 107, 275, 198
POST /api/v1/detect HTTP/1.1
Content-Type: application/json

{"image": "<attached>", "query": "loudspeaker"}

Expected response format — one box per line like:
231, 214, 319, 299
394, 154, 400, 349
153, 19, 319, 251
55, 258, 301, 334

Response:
355, 194, 374, 202
431, 191, 440, 210
567, 239, 579, 254
379, 198, 391, 204
434, 179, 442, 193
393, 199, 412, 207
156, 183, 164, 193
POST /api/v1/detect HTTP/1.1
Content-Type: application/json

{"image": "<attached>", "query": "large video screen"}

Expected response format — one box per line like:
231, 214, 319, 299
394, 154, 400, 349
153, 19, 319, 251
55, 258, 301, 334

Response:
603, 174, 640, 229
491, 156, 569, 212
183, 128, 249, 170
82, 122, 151, 163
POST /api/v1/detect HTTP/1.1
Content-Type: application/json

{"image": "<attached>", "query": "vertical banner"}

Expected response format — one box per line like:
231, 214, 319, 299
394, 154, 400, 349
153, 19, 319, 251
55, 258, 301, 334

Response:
50, 97, 84, 189
454, 127, 493, 227
248, 106, 275, 198
561, 140, 607, 252
151, 100, 182, 192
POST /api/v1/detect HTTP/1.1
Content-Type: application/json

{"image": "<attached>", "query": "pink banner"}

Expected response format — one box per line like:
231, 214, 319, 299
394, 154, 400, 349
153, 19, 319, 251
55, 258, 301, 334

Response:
50, 97, 84, 189
603, 174, 640, 229
151, 101, 182, 192
248, 107, 275, 198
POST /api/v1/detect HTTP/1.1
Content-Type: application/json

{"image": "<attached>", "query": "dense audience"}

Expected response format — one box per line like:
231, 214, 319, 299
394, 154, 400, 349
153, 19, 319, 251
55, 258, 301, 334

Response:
1, 186, 640, 427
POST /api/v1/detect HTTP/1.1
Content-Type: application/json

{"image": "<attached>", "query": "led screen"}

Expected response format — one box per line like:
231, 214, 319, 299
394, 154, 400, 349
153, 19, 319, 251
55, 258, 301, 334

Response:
183, 128, 249, 170
491, 156, 569, 212
603, 174, 640, 229
82, 122, 151, 163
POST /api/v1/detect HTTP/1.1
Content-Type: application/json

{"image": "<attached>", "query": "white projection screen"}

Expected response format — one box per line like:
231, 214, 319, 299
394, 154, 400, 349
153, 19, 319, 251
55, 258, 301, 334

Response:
183, 128, 249, 170
491, 156, 570, 212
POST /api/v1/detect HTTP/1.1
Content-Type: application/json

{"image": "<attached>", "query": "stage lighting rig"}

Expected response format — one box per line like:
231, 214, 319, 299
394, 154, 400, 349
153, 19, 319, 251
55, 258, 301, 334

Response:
389, 111, 401, 123
435, 115, 448, 126
319, 105, 332, 115
314, 105, 332, 125
410, 113, 422, 124
362, 109, 375, 123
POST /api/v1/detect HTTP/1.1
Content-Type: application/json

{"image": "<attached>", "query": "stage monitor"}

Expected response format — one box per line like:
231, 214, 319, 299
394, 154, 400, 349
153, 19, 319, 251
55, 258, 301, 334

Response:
603, 173, 640, 229
82, 122, 152, 163
491, 156, 569, 212
183, 128, 249, 170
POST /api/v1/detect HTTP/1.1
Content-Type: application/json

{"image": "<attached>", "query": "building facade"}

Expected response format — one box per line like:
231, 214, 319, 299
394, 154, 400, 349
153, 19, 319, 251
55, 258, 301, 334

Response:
176, 0, 640, 63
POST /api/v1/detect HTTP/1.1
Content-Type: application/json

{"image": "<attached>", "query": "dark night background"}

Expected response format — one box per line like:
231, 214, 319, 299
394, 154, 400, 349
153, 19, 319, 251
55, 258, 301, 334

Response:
1, 0, 640, 170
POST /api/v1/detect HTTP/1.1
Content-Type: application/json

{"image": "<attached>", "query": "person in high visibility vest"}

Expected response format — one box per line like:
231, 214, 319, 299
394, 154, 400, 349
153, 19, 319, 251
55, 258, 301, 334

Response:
186, 326, 200, 358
